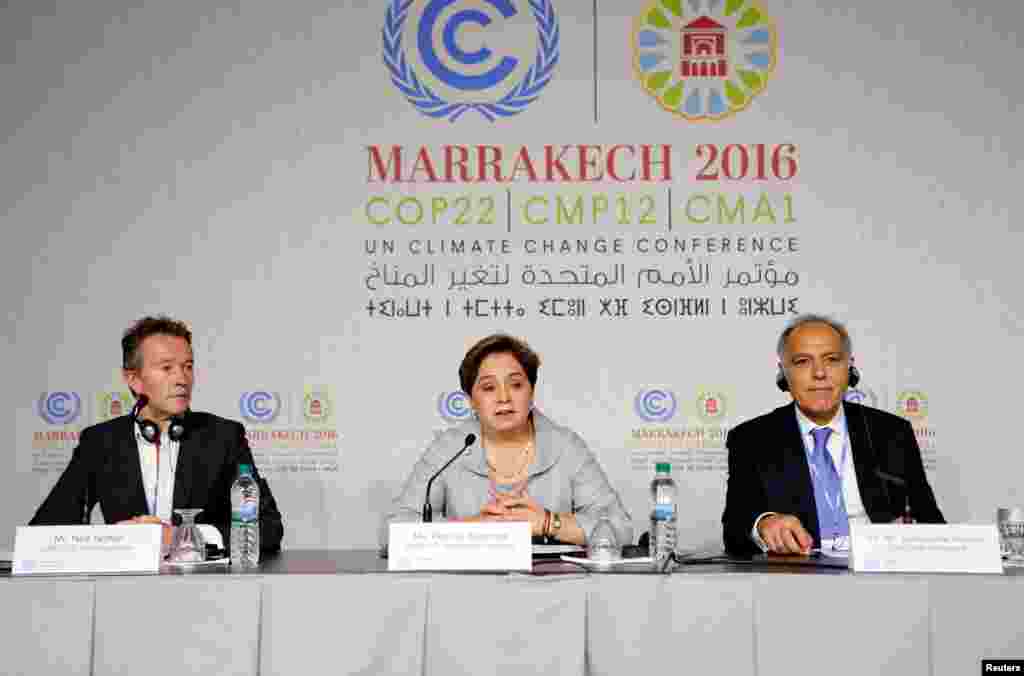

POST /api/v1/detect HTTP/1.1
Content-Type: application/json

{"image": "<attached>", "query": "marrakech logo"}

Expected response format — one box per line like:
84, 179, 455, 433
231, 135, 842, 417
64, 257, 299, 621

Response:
240, 391, 282, 425
438, 391, 473, 423
96, 391, 133, 422
695, 390, 727, 423
896, 390, 928, 419
383, 0, 560, 122
633, 0, 777, 121
635, 388, 678, 423
37, 391, 82, 425
303, 388, 333, 425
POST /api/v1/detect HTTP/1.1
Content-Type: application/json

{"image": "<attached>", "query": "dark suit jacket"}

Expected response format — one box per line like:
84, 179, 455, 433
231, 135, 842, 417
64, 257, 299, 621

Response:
722, 401, 943, 556
30, 412, 284, 552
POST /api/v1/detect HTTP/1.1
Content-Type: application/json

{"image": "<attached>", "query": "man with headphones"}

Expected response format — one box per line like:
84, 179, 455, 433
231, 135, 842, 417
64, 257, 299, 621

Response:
30, 316, 284, 553
722, 313, 943, 556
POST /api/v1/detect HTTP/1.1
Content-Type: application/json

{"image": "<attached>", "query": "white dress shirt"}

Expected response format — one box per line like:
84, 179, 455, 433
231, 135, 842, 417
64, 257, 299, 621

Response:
135, 429, 180, 523
752, 404, 869, 551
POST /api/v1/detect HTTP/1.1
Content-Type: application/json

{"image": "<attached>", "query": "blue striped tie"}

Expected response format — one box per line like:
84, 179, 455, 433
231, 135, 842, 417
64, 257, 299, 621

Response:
810, 427, 849, 540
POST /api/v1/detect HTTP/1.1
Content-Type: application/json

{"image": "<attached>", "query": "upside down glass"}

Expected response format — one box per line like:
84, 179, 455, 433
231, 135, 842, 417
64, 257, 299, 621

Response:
168, 508, 207, 564
997, 507, 1024, 561
588, 514, 621, 565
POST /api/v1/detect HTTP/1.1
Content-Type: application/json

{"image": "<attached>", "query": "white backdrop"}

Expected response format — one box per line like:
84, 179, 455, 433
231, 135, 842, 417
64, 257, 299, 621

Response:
2, 0, 1022, 551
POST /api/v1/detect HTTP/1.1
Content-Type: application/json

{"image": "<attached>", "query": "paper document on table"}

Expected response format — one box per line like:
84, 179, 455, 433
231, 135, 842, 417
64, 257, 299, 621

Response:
561, 555, 654, 568
196, 525, 223, 549
813, 547, 850, 559
533, 544, 585, 556
163, 557, 229, 568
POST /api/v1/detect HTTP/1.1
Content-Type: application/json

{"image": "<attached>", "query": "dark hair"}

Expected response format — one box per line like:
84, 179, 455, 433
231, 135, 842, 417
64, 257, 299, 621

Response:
459, 334, 540, 394
122, 316, 192, 370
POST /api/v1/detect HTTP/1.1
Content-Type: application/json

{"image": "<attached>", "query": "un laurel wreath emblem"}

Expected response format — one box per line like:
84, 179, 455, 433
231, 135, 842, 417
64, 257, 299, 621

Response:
383, 0, 560, 122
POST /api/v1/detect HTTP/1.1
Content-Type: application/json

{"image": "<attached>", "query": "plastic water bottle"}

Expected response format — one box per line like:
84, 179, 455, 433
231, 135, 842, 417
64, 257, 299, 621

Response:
230, 464, 260, 568
649, 462, 678, 564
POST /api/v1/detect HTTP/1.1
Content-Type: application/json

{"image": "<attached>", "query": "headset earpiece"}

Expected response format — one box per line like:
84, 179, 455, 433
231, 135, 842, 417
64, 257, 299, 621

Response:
167, 416, 187, 442
848, 364, 861, 388
136, 417, 160, 444
131, 395, 188, 444
776, 365, 789, 392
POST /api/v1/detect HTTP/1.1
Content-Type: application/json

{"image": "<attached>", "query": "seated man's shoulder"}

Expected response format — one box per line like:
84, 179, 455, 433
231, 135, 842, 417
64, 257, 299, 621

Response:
182, 411, 245, 436
78, 415, 131, 440
849, 402, 911, 430
728, 405, 790, 442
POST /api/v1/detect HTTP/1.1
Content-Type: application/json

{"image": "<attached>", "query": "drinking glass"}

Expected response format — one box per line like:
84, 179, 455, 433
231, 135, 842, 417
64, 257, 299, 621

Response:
588, 514, 621, 565
997, 507, 1024, 561
168, 509, 207, 564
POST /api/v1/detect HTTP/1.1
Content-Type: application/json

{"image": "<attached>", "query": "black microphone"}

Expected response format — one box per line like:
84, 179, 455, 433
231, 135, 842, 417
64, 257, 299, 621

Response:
81, 475, 93, 525
875, 469, 912, 523
856, 404, 907, 522
422, 433, 476, 523
875, 469, 905, 487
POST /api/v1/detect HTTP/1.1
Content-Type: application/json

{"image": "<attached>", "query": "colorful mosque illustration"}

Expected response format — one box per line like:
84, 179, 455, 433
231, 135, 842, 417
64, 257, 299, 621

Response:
680, 16, 728, 79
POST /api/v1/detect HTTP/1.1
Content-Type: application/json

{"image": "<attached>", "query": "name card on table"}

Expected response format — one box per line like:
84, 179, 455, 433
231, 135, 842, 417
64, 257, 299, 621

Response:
13, 525, 162, 575
850, 523, 1003, 574
388, 522, 531, 571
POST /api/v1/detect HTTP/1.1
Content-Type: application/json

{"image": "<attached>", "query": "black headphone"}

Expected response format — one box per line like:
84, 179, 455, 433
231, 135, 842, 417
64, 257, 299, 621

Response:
776, 364, 860, 392
131, 395, 187, 443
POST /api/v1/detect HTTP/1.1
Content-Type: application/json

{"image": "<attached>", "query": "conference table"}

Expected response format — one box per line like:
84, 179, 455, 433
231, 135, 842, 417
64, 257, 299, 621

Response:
2, 550, 1021, 676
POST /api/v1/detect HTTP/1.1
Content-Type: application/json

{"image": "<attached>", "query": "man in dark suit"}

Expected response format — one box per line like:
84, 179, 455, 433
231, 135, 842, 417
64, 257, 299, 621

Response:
30, 316, 283, 552
722, 314, 942, 556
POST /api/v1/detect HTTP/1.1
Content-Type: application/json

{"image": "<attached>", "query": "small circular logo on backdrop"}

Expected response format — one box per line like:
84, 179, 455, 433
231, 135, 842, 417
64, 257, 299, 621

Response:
632, 0, 778, 121
97, 391, 133, 421
634, 388, 678, 423
37, 391, 82, 425
383, 0, 560, 122
896, 390, 929, 419
303, 390, 332, 425
844, 387, 878, 408
239, 391, 282, 424
696, 390, 727, 423
437, 391, 473, 423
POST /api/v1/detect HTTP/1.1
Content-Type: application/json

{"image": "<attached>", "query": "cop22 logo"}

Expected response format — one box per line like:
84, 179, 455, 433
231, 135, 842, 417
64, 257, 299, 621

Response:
634, 388, 678, 423
437, 391, 472, 423
383, 0, 560, 122
239, 391, 282, 425
37, 391, 81, 425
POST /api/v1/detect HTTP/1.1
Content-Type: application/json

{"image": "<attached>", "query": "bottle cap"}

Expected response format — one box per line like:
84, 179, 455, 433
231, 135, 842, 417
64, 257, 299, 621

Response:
655, 462, 671, 472
239, 464, 253, 476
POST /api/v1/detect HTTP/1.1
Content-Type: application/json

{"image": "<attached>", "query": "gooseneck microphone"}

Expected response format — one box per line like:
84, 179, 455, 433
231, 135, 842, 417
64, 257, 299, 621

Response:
81, 475, 93, 525
875, 469, 912, 523
422, 433, 476, 523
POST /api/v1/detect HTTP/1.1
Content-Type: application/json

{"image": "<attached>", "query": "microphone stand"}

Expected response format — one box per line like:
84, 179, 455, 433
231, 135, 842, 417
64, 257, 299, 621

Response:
422, 434, 476, 523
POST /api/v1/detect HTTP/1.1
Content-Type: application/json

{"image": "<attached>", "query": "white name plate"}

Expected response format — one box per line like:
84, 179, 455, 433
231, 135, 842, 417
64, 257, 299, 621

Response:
388, 522, 531, 571
13, 525, 162, 575
850, 523, 1003, 574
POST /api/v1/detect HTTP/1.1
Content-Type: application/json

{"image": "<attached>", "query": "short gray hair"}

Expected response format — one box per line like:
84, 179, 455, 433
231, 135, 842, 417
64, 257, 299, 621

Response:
776, 313, 852, 359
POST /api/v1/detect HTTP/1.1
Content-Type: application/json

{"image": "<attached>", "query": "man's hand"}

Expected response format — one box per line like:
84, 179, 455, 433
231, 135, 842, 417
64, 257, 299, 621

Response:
757, 513, 813, 554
